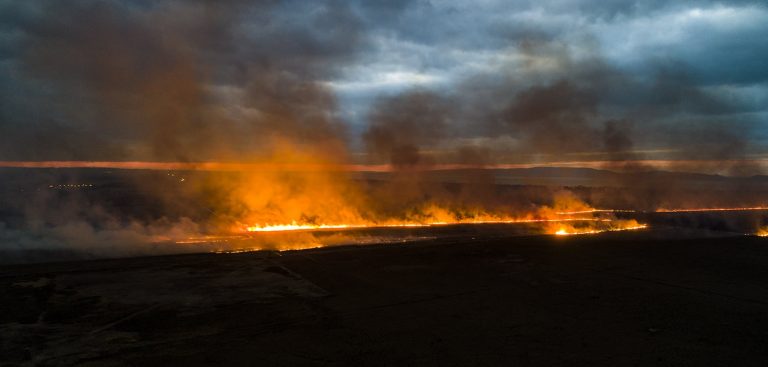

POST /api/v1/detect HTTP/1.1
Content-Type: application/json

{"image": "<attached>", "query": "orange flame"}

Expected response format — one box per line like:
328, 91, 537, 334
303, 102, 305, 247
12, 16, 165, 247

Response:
242, 218, 622, 234
236, 192, 648, 236
549, 220, 647, 236
656, 207, 768, 213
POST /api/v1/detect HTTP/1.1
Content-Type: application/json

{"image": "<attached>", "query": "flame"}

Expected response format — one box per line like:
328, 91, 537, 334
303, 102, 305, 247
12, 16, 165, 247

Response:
245, 222, 358, 232
244, 218, 607, 233
757, 227, 768, 237
229, 184, 650, 237
549, 219, 647, 236
559, 207, 768, 215
656, 207, 768, 213
555, 209, 636, 215
150, 142, 657, 248
240, 215, 648, 236
550, 225, 647, 236
163, 167, 653, 253
173, 218, 648, 254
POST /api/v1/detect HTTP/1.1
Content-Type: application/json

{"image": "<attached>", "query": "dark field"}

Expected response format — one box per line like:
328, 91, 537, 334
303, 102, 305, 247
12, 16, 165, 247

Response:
2, 228, 767, 366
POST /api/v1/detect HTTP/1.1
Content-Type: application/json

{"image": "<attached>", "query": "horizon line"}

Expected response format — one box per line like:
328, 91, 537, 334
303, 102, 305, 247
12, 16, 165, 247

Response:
0, 160, 765, 175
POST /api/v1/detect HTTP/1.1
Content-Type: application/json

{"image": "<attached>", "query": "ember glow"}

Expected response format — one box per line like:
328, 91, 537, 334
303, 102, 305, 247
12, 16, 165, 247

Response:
242, 218, 626, 234
757, 228, 768, 237
549, 220, 647, 236
169, 217, 649, 254
193, 167, 661, 252
656, 207, 768, 213
237, 206, 766, 235
231, 186, 637, 236
241, 217, 644, 234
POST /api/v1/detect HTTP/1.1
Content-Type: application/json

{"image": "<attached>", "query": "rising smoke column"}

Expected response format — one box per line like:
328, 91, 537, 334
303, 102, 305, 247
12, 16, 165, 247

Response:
0, 0, 380, 253
9, 1, 364, 162
359, 35, 764, 211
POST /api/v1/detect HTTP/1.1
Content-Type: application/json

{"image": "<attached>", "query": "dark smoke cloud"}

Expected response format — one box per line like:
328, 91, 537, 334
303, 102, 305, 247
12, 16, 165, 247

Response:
360, 36, 762, 176
355, 32, 765, 216
363, 91, 455, 167
1, 0, 765, 169
0, 0, 375, 259
0, 0, 365, 161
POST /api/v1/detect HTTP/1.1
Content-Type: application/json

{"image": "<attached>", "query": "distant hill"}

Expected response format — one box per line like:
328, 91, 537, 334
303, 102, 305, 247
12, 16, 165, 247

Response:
354, 166, 768, 189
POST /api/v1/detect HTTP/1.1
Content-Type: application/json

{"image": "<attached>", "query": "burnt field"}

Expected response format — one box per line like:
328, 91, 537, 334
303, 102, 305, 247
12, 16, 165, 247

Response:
2, 228, 767, 366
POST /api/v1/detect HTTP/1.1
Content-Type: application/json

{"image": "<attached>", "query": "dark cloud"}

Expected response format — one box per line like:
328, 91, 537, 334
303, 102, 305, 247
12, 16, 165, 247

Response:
363, 91, 455, 167
0, 0, 366, 161
357, 35, 763, 175
0, 0, 766, 172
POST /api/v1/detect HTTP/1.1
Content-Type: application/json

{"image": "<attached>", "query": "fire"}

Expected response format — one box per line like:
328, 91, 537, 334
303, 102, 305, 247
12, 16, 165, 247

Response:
548, 219, 647, 236
656, 207, 768, 213
244, 218, 605, 233
240, 215, 648, 237
245, 222, 360, 232
158, 162, 659, 254
555, 209, 636, 215
170, 145, 655, 248
175, 217, 648, 254
757, 227, 768, 237
229, 185, 651, 238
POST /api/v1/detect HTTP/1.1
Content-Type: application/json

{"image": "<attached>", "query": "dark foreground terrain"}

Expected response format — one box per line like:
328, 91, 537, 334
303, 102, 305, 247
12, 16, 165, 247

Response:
2, 229, 768, 366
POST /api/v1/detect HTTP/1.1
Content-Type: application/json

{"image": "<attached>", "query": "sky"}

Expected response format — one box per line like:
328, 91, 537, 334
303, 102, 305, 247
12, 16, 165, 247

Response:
1, 0, 767, 173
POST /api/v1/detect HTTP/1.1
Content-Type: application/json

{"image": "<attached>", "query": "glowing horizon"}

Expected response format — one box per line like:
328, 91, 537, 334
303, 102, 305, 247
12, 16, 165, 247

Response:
1, 159, 765, 175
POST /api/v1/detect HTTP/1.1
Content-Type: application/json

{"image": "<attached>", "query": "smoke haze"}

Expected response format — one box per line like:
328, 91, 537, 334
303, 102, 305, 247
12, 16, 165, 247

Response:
1, 0, 767, 260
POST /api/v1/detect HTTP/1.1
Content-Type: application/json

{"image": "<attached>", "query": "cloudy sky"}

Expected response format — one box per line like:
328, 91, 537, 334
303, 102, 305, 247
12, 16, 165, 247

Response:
1, 0, 766, 173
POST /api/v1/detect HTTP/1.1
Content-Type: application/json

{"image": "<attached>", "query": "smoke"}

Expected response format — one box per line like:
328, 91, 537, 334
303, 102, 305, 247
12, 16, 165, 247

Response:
0, 0, 372, 260
3, 0, 362, 162
363, 91, 456, 168
357, 36, 765, 211
1, 1, 766, 262
4, 2, 762, 173
0, 176, 202, 263
359, 37, 760, 174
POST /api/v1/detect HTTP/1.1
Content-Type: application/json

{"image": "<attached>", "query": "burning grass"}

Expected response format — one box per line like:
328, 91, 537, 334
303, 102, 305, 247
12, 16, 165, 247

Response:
549, 219, 647, 236
757, 227, 768, 237
170, 218, 650, 255
240, 217, 646, 236
656, 207, 768, 213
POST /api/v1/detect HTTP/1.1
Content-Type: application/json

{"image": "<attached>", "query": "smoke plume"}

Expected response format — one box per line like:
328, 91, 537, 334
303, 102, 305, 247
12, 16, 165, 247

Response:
1, 1, 766, 261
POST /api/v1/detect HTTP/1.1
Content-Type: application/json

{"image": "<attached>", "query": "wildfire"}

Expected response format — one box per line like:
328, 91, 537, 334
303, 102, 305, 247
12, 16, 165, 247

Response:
557, 207, 768, 215
554, 209, 636, 215
757, 227, 768, 237
245, 218, 573, 233
245, 222, 363, 232
172, 218, 648, 255
549, 219, 647, 236
655, 207, 768, 213
553, 227, 611, 236
234, 188, 650, 237
240, 218, 648, 236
